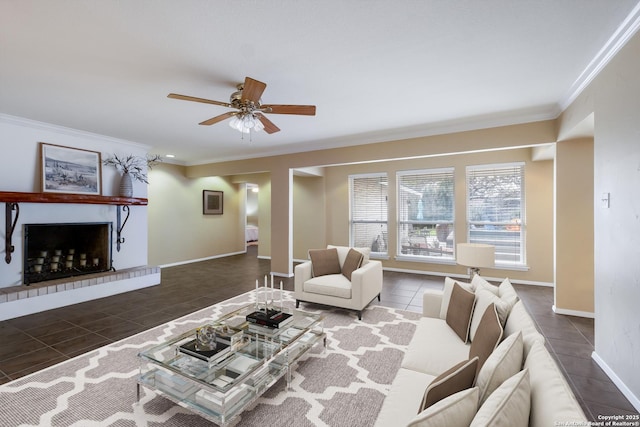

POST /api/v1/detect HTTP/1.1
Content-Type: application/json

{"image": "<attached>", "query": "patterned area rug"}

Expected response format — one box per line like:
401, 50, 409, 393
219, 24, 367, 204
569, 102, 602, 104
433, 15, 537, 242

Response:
0, 290, 420, 426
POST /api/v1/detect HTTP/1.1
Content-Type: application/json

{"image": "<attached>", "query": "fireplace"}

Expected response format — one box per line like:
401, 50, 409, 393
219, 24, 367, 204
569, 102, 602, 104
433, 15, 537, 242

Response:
23, 222, 113, 285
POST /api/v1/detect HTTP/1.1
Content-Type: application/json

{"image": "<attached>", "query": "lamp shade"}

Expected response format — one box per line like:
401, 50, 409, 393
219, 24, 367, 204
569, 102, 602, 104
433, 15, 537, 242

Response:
456, 243, 495, 268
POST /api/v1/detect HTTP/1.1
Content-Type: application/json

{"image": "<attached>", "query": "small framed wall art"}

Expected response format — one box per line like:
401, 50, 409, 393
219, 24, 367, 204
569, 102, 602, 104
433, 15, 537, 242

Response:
203, 190, 223, 215
40, 143, 102, 195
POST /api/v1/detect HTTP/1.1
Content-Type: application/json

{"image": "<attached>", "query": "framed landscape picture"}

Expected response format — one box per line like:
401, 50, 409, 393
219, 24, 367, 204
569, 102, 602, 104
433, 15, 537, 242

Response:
203, 190, 223, 215
40, 143, 102, 195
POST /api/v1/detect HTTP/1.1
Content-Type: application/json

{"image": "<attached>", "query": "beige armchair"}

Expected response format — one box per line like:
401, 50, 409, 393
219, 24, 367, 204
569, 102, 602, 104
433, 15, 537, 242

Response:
294, 245, 383, 320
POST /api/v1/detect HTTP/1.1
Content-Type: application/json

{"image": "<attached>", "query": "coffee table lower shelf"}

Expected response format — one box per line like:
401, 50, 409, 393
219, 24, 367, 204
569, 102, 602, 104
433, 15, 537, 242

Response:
137, 364, 286, 426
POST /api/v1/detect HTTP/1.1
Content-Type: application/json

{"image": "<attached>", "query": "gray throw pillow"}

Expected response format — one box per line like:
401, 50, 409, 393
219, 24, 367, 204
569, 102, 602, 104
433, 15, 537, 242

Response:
341, 248, 364, 280
419, 356, 479, 412
308, 248, 341, 277
446, 283, 476, 343
469, 303, 504, 375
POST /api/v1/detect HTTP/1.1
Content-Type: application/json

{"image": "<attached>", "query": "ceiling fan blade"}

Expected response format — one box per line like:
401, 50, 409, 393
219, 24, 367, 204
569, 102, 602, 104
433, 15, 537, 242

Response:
256, 113, 280, 134
261, 104, 316, 115
168, 93, 231, 108
241, 77, 267, 103
199, 112, 236, 126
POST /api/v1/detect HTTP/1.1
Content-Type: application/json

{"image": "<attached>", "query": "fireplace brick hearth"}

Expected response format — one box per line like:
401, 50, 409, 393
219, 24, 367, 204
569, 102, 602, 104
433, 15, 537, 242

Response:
0, 265, 159, 306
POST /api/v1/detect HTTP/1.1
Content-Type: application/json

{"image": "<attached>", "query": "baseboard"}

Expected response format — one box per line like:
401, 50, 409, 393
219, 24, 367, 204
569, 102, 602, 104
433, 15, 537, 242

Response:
552, 305, 595, 318
381, 267, 554, 287
592, 351, 640, 413
159, 251, 246, 268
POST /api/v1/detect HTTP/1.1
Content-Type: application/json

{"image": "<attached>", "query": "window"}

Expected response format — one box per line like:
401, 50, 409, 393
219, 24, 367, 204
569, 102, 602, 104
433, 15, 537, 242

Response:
349, 173, 388, 256
397, 168, 454, 260
466, 163, 525, 266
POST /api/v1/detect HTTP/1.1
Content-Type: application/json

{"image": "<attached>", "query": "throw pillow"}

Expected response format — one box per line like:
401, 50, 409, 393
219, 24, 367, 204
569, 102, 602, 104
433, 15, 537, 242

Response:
471, 274, 495, 293
419, 356, 479, 412
446, 283, 476, 343
469, 289, 510, 341
440, 277, 474, 319
308, 248, 341, 277
470, 369, 531, 427
408, 388, 479, 427
341, 248, 364, 280
475, 331, 524, 404
468, 303, 503, 375
498, 277, 519, 309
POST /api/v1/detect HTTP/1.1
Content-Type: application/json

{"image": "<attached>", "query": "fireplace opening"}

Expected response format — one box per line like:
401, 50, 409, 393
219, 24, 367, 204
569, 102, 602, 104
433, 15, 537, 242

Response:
23, 222, 113, 285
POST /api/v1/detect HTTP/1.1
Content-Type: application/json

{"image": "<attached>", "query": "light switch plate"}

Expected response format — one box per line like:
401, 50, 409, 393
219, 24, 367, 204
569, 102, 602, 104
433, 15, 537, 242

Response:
601, 192, 610, 208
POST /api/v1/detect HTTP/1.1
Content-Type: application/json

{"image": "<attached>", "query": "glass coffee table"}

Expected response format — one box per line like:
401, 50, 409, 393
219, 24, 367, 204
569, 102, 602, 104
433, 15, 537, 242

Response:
137, 303, 325, 426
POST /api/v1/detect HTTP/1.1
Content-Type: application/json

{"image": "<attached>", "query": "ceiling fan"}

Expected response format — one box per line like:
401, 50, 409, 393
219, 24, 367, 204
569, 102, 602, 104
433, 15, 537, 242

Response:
168, 77, 316, 134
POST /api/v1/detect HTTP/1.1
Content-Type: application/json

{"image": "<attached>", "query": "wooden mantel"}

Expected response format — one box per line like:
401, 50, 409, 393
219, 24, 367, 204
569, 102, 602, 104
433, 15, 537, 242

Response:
0, 191, 148, 206
2, 191, 147, 264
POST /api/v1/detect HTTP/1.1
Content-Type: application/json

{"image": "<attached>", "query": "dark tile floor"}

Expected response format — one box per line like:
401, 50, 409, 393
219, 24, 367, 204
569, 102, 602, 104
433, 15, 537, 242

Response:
1, 246, 638, 422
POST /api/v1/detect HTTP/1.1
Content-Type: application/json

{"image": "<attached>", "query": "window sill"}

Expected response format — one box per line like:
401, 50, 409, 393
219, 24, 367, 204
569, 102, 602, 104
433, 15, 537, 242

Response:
394, 255, 457, 265
493, 264, 530, 272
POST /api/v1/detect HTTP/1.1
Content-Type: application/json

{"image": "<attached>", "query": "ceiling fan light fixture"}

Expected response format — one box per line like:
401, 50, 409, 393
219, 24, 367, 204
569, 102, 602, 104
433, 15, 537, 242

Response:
228, 113, 263, 134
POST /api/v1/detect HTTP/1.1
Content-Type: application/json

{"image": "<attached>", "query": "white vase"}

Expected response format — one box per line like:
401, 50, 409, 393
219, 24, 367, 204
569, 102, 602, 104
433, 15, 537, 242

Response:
119, 172, 133, 197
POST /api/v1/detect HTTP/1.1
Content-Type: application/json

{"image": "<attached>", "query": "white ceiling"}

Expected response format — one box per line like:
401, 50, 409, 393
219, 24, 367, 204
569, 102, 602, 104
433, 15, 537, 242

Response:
1, 1, 639, 165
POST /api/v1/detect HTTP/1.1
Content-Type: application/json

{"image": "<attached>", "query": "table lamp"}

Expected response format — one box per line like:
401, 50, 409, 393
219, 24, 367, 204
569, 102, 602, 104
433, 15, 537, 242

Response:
456, 243, 495, 278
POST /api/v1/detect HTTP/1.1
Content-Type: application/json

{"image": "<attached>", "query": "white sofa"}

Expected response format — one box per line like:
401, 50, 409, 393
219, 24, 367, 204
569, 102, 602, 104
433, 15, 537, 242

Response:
375, 276, 587, 427
294, 245, 383, 320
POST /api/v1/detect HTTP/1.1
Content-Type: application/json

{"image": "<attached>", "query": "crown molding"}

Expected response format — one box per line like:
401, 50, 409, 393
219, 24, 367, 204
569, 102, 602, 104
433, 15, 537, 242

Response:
0, 113, 150, 151
561, 2, 640, 111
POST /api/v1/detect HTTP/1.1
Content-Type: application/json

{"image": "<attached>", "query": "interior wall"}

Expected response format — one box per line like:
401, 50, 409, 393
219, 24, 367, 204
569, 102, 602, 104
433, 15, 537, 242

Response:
324, 148, 554, 283
555, 138, 594, 315
585, 30, 639, 409
0, 115, 150, 288
293, 175, 326, 260
147, 163, 244, 266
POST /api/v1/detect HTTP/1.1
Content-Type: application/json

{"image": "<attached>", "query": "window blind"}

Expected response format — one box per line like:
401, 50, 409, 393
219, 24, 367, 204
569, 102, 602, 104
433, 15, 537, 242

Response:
397, 168, 454, 259
466, 163, 525, 265
349, 174, 388, 254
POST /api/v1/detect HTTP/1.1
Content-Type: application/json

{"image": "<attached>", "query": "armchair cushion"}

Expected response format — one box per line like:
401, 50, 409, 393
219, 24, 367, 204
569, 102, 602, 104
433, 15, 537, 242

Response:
309, 248, 341, 277
341, 248, 364, 280
303, 274, 352, 299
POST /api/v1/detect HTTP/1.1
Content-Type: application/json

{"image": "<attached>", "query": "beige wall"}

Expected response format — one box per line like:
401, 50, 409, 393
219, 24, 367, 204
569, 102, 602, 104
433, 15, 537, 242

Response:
293, 175, 326, 260
147, 163, 244, 266
324, 148, 554, 283
555, 138, 594, 314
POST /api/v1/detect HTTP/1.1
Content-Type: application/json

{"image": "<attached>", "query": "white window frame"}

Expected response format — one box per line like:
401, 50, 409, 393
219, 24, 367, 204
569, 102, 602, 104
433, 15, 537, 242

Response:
396, 168, 455, 263
349, 173, 388, 257
466, 162, 526, 267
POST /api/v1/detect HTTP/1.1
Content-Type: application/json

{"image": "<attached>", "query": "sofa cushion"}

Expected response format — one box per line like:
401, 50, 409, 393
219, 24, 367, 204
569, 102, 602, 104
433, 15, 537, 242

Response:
407, 388, 479, 427
402, 317, 471, 376
341, 248, 363, 280
469, 289, 510, 341
419, 357, 479, 412
468, 303, 503, 375
470, 369, 530, 427
309, 248, 341, 277
303, 274, 352, 299
446, 283, 476, 343
504, 301, 545, 356
475, 331, 523, 404
498, 277, 519, 308
374, 368, 436, 427
439, 277, 474, 319
524, 341, 587, 427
